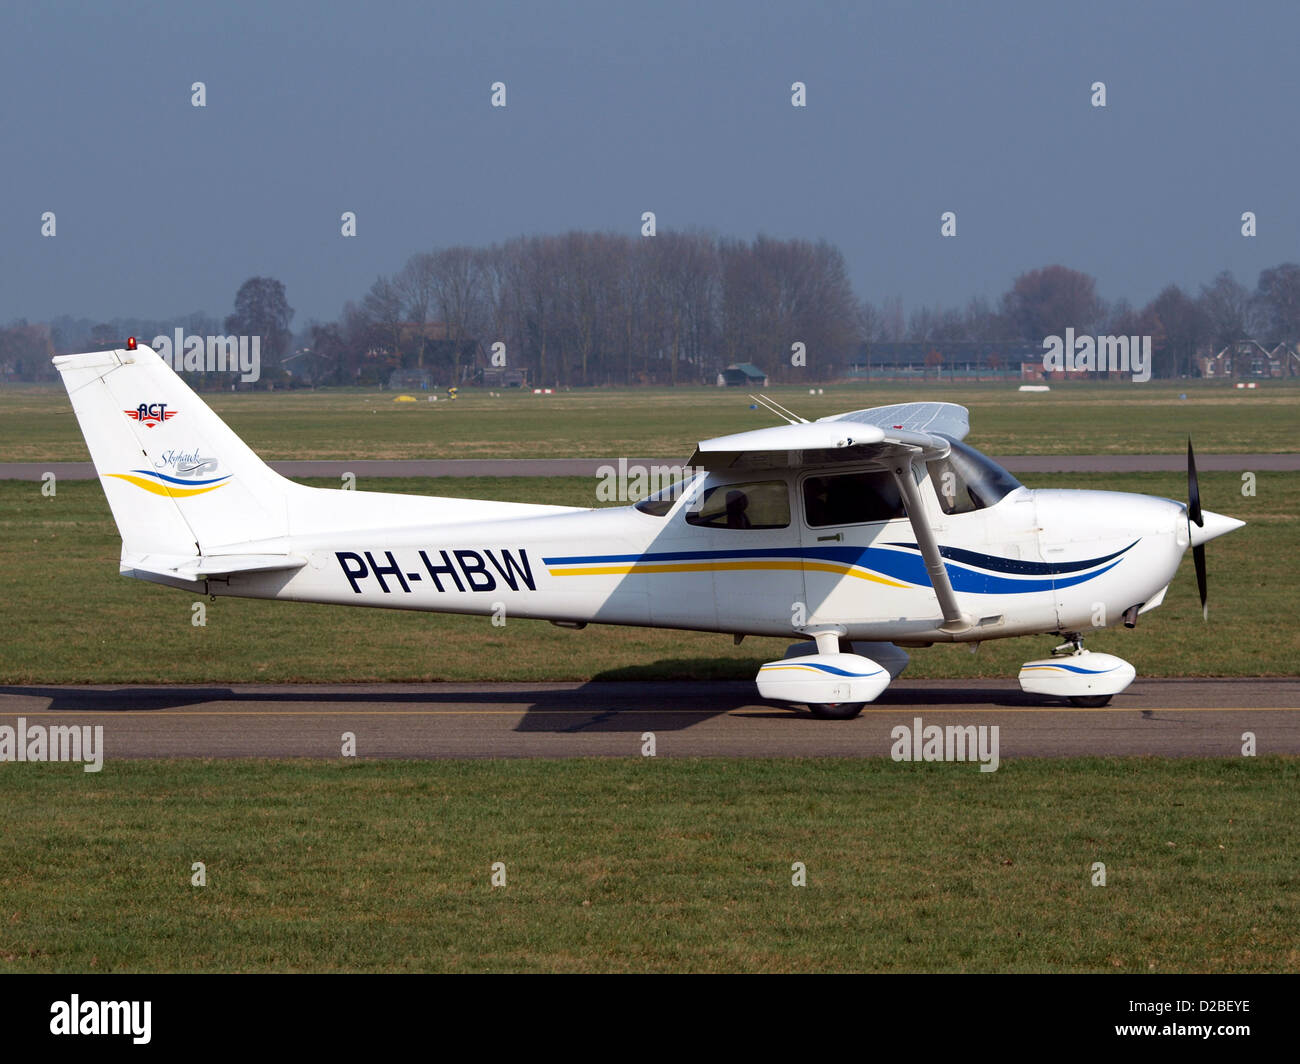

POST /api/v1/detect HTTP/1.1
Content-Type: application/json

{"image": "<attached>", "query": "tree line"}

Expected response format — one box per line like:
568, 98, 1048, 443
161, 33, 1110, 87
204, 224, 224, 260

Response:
301, 232, 858, 388
3, 232, 1299, 385
880, 263, 1300, 380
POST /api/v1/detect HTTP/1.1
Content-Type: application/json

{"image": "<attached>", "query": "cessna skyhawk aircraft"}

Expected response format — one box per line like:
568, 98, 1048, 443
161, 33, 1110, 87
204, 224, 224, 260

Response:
54, 341, 1243, 718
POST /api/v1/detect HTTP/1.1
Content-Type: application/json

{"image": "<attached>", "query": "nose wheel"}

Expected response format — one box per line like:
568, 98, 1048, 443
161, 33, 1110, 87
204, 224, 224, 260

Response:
1018, 634, 1135, 707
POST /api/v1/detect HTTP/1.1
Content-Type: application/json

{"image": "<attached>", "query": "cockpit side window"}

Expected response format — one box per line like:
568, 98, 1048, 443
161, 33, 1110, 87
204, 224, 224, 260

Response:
803, 470, 906, 527
927, 436, 1023, 515
685, 480, 790, 530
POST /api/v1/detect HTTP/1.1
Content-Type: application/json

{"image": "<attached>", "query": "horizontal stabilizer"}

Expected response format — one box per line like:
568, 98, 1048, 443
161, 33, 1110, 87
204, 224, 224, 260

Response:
121, 552, 307, 584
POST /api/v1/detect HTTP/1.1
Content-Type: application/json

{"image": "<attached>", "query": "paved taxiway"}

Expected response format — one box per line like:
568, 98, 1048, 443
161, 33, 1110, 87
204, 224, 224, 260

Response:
1, 679, 1296, 760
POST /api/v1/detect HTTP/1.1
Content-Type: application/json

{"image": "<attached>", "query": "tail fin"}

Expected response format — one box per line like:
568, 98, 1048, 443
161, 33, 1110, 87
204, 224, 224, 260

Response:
53, 344, 292, 561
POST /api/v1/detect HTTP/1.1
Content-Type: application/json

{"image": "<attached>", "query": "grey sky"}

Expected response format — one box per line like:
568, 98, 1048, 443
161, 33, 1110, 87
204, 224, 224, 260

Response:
3, 0, 1297, 327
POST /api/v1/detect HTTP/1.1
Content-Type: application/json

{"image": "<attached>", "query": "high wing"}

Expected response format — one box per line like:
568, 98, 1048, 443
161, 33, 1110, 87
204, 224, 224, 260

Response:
688, 400, 974, 633
822, 400, 968, 441
688, 401, 968, 472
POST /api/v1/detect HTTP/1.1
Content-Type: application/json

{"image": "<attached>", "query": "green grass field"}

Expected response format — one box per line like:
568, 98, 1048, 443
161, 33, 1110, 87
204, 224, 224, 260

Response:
1, 757, 1294, 973
0, 472, 1293, 684
2, 381, 1296, 978
2, 378, 1297, 461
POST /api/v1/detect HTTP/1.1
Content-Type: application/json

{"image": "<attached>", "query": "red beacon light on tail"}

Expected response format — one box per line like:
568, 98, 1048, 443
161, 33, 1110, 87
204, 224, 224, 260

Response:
126, 337, 137, 351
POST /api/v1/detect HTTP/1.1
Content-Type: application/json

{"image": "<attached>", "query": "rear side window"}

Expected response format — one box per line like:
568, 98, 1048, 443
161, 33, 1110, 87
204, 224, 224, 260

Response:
803, 471, 906, 527
685, 481, 790, 530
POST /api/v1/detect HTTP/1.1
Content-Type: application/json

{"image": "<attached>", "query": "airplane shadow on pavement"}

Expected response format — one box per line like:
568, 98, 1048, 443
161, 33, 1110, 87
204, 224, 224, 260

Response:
0, 668, 1049, 735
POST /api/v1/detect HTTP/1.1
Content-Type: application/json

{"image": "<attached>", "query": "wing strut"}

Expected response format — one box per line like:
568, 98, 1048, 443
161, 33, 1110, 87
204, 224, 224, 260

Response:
890, 459, 972, 634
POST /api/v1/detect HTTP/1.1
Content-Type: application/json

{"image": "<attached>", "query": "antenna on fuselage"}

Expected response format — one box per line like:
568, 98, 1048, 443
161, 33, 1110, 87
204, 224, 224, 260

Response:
749, 393, 808, 424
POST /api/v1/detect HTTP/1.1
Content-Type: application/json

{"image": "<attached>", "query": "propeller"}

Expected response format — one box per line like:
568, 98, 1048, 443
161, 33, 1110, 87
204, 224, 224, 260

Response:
1187, 438, 1208, 621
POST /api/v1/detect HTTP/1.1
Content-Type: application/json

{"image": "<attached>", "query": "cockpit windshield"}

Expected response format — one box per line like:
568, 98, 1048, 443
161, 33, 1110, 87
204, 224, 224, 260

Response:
633, 473, 703, 517
926, 435, 1023, 515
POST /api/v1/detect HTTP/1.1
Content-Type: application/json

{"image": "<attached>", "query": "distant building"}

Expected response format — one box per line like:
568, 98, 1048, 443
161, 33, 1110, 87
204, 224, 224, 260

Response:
849, 342, 1042, 380
723, 362, 769, 387
474, 365, 529, 388
1197, 341, 1299, 379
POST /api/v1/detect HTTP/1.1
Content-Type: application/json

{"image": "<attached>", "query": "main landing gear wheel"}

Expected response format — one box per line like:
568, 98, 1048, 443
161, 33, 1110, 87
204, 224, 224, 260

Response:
1067, 694, 1113, 708
808, 702, 865, 720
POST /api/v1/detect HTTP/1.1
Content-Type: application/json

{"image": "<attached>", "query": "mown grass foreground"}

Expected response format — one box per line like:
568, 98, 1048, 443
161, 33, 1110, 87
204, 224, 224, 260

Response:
1, 757, 1295, 973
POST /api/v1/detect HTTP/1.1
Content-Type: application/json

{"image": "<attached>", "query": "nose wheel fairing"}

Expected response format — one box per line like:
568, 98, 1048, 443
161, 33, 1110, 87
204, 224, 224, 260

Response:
1018, 646, 1135, 706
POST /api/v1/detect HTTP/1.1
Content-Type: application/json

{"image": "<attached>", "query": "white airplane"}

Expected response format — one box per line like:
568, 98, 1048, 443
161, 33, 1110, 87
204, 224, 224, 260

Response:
54, 341, 1244, 718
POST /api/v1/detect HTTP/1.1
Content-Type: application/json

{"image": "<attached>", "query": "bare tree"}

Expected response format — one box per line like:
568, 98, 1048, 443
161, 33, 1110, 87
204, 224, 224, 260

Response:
225, 277, 294, 381
0, 320, 53, 381
1143, 285, 1208, 379
1254, 263, 1300, 343
360, 275, 406, 377
622, 236, 674, 384
509, 236, 563, 387
856, 299, 883, 344
643, 231, 717, 385
396, 253, 437, 368
1000, 265, 1103, 340
429, 247, 487, 383
906, 306, 940, 342
718, 235, 855, 382
718, 236, 771, 374
878, 296, 906, 342
1196, 272, 1251, 350
963, 296, 1004, 342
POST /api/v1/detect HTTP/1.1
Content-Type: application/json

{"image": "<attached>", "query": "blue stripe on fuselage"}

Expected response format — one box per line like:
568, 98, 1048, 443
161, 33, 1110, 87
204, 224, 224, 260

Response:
884, 540, 1138, 575
542, 544, 1130, 594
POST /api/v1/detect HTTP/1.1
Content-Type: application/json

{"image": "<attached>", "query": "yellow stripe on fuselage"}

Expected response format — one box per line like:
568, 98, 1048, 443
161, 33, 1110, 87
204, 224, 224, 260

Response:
105, 473, 227, 498
546, 559, 911, 588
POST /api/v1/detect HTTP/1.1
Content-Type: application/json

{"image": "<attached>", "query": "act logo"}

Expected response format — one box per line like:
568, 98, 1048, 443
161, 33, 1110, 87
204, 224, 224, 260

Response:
125, 402, 175, 428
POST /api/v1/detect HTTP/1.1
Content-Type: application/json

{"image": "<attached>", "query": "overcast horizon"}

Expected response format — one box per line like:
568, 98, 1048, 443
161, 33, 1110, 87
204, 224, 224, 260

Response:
3, 0, 1298, 327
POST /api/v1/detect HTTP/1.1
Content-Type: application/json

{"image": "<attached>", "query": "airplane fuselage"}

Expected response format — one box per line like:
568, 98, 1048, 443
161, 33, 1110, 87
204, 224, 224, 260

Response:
205, 464, 1187, 646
